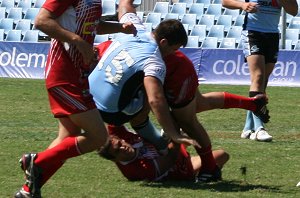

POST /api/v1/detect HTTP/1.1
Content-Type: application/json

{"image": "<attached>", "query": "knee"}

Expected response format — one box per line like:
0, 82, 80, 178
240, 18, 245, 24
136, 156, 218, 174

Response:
84, 129, 109, 148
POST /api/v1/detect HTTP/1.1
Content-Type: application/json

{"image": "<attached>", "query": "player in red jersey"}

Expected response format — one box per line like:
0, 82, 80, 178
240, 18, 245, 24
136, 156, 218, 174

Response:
95, 41, 269, 182
163, 50, 269, 120
163, 50, 269, 182
14, 0, 137, 197
99, 125, 230, 181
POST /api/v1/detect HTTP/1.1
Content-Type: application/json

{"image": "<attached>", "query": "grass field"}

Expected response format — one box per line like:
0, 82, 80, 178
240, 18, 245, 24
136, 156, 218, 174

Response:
1, 78, 299, 198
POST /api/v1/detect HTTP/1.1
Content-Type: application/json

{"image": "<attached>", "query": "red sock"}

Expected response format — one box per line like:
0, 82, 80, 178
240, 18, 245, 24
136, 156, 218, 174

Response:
35, 137, 80, 187
195, 144, 216, 172
21, 137, 79, 192
40, 160, 64, 187
22, 184, 30, 192
35, 137, 81, 167
223, 92, 256, 111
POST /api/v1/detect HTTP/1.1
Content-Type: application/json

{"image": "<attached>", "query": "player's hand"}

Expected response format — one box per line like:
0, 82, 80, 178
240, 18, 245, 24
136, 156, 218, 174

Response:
172, 134, 201, 148
121, 22, 137, 36
242, 2, 258, 13
74, 38, 94, 65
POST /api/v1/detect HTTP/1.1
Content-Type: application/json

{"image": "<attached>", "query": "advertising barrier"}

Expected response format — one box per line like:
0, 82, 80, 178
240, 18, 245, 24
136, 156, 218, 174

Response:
0, 42, 49, 79
1, 42, 300, 87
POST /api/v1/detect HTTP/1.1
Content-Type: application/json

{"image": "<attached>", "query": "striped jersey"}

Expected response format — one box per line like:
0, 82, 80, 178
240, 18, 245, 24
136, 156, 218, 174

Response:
43, 0, 102, 88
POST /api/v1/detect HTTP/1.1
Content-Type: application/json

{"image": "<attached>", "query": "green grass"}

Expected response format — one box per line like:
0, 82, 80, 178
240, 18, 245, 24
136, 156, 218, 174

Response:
1, 78, 299, 197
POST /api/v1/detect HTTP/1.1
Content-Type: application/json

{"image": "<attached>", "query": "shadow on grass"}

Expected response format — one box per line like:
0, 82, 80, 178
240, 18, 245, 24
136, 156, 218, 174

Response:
141, 180, 281, 193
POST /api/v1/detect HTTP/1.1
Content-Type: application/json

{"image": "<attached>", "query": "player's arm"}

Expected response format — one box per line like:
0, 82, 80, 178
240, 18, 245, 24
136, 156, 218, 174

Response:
35, 8, 85, 44
96, 0, 138, 35
143, 76, 198, 147
278, 0, 298, 16
35, 8, 94, 65
118, 0, 136, 19
95, 20, 136, 35
222, 0, 258, 13
96, 0, 137, 35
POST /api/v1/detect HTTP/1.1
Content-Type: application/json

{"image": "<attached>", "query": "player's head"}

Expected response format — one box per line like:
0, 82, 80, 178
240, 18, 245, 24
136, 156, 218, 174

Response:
98, 135, 135, 162
153, 19, 188, 57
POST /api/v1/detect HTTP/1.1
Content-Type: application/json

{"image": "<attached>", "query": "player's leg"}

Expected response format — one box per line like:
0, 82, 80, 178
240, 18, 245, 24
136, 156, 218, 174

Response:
45, 84, 109, 154
245, 55, 266, 140
130, 99, 169, 153
172, 98, 211, 149
250, 65, 273, 141
15, 85, 109, 197
246, 55, 273, 141
196, 89, 269, 123
264, 62, 275, 90
251, 35, 278, 141
247, 54, 266, 93
250, 61, 274, 141
34, 117, 83, 187
48, 117, 82, 149
212, 150, 230, 169
191, 149, 230, 173
241, 110, 254, 139
18, 109, 109, 196
195, 90, 224, 112
171, 98, 221, 182
68, 109, 108, 152
239, 30, 271, 140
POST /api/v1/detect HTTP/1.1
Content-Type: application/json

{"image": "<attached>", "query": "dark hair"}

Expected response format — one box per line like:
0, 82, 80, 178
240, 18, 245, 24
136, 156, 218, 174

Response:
153, 19, 188, 47
97, 141, 115, 160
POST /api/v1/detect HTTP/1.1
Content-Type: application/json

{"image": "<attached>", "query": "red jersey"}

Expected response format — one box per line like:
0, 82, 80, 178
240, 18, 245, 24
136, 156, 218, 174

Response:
107, 125, 195, 181
43, 0, 102, 88
163, 50, 199, 108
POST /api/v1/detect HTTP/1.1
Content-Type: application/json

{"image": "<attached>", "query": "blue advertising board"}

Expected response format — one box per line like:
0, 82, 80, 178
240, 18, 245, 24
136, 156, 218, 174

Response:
1, 42, 300, 87
0, 42, 49, 79
194, 49, 300, 87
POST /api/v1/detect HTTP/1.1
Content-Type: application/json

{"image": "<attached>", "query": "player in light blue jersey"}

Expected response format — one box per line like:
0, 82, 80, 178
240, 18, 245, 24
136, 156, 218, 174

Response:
89, 0, 197, 151
222, 0, 298, 141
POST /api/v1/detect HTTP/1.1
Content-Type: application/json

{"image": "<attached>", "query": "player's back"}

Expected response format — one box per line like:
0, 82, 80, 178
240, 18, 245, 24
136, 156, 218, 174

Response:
89, 32, 162, 113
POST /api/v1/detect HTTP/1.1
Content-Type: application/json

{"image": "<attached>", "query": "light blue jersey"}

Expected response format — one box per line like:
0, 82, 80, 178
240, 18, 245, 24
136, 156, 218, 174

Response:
244, 0, 282, 32
89, 13, 166, 114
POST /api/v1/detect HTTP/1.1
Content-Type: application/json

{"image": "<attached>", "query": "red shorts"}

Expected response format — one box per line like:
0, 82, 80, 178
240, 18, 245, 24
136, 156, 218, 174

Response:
164, 51, 199, 108
48, 84, 96, 118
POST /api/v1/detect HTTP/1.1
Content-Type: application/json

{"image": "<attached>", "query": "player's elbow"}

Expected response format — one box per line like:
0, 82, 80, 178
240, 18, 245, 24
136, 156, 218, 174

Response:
34, 15, 45, 31
221, 0, 230, 8
34, 15, 49, 32
289, 10, 298, 17
148, 98, 165, 111
286, 7, 298, 16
